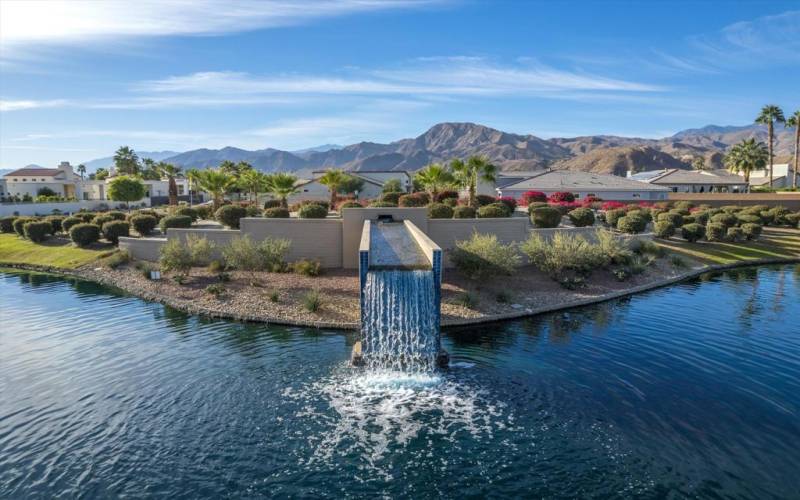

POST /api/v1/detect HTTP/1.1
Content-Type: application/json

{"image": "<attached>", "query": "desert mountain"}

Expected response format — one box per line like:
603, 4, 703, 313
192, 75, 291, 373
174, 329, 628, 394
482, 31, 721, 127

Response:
550, 146, 690, 176
81, 151, 179, 172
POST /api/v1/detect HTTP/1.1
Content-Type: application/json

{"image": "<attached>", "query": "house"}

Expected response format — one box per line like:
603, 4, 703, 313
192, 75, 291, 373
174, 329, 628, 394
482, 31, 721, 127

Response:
2, 162, 78, 200
290, 170, 411, 203
749, 163, 795, 189
496, 170, 669, 201
630, 169, 747, 193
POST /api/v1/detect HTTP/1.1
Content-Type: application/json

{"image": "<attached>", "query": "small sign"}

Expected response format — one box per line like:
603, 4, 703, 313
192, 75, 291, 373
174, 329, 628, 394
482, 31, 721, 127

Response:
150, 270, 161, 280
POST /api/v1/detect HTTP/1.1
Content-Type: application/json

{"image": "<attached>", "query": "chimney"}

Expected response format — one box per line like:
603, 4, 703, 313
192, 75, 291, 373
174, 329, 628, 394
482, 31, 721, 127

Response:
57, 161, 74, 177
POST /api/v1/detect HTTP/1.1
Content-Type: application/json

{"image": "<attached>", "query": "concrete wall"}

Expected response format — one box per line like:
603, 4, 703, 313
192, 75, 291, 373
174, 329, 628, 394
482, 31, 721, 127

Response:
240, 217, 343, 268
0, 200, 117, 217
668, 193, 800, 210
341, 207, 428, 268
119, 237, 166, 262
427, 217, 530, 251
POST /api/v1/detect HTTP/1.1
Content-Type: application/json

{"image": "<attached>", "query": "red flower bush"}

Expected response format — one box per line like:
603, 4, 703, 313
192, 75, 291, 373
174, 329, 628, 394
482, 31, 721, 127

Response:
550, 201, 581, 209
601, 201, 625, 211
580, 195, 603, 207
548, 191, 575, 203
496, 196, 518, 212
520, 191, 547, 204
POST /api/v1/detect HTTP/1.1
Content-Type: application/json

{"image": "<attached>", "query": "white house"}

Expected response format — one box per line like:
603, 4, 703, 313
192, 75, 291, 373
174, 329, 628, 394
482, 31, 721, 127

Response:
290, 170, 411, 204
749, 163, 796, 188
2, 162, 79, 200
497, 170, 669, 201
630, 169, 748, 193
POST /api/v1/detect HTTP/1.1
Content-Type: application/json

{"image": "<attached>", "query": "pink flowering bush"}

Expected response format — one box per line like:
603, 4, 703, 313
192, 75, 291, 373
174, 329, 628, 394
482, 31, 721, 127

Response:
520, 191, 547, 204
548, 191, 575, 203
601, 201, 625, 211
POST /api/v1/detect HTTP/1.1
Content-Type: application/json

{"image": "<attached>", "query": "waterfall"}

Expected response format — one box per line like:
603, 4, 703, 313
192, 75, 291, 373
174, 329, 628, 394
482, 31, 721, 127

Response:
361, 269, 439, 372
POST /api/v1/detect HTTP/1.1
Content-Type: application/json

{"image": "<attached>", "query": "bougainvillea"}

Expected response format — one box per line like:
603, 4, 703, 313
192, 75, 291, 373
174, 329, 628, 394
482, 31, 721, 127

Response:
601, 201, 626, 211
520, 191, 547, 204
548, 191, 575, 203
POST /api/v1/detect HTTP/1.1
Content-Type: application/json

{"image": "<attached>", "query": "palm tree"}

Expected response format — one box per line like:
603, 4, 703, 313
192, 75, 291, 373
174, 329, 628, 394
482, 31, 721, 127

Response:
185, 168, 201, 206
755, 105, 785, 188
414, 163, 455, 198
725, 138, 768, 190
77, 164, 86, 180
318, 169, 346, 207
452, 156, 497, 207
267, 172, 299, 208
786, 110, 800, 190
157, 162, 182, 206
196, 169, 235, 211
238, 170, 270, 203
113, 146, 140, 176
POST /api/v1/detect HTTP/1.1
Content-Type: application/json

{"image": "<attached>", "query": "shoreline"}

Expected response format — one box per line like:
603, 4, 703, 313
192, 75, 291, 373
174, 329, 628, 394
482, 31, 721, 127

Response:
3, 257, 798, 331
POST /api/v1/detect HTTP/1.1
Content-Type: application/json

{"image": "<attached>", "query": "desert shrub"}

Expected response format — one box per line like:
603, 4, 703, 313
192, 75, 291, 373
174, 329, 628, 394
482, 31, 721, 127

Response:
521, 232, 605, 287
669, 254, 688, 268
674, 201, 694, 212
264, 207, 290, 218
369, 200, 398, 208
159, 239, 192, 275
474, 194, 496, 207
736, 213, 761, 225
435, 190, 459, 203
303, 290, 321, 312
450, 232, 521, 280
710, 213, 737, 228
263, 199, 283, 209
616, 213, 647, 234
298, 203, 328, 219
92, 214, 114, 227
453, 206, 476, 218
102, 250, 131, 269
337, 201, 363, 210
381, 192, 402, 204
628, 208, 652, 223
680, 223, 704, 242
496, 196, 517, 213
76, 212, 95, 223
451, 291, 478, 309
603, 208, 625, 227
244, 205, 261, 217
208, 259, 225, 274
726, 226, 744, 242
654, 220, 675, 239
215, 205, 247, 228
292, 259, 322, 277
767, 206, 791, 226
596, 229, 633, 265
185, 234, 214, 267
222, 236, 291, 272
130, 215, 157, 235
69, 223, 100, 247
61, 216, 82, 233
741, 223, 762, 240
657, 211, 683, 227
398, 192, 430, 207
783, 212, 800, 228
268, 290, 280, 302
548, 203, 572, 216
530, 206, 561, 228
549, 191, 575, 203
521, 191, 547, 204
159, 215, 192, 233
0, 216, 16, 233
477, 203, 510, 218
567, 207, 595, 227
442, 198, 458, 207
721, 205, 742, 214
290, 200, 329, 212
23, 221, 53, 243
106, 210, 126, 221
630, 238, 664, 258
13, 217, 35, 236
45, 216, 65, 233
194, 205, 213, 220
427, 202, 454, 219
205, 283, 225, 297
174, 206, 198, 222
705, 223, 726, 242
102, 220, 130, 245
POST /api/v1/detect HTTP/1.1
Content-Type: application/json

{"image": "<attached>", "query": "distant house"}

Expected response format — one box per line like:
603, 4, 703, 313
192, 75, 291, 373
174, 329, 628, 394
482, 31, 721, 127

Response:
2, 162, 78, 200
630, 169, 747, 193
748, 163, 795, 189
496, 170, 669, 201
291, 170, 411, 203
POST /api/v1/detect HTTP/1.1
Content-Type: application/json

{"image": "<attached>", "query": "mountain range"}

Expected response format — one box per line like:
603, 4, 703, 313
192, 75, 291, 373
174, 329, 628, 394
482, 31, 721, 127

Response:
78, 122, 796, 177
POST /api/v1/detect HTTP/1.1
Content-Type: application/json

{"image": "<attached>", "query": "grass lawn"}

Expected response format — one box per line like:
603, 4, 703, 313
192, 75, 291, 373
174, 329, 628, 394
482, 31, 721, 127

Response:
656, 227, 800, 265
0, 233, 109, 269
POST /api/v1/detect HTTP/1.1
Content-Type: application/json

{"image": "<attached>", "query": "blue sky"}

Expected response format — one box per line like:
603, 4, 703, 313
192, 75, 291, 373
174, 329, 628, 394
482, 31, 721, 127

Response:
1, 0, 798, 169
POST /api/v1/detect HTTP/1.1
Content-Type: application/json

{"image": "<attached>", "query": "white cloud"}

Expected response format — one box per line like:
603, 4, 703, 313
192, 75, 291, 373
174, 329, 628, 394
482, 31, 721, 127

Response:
0, 99, 70, 111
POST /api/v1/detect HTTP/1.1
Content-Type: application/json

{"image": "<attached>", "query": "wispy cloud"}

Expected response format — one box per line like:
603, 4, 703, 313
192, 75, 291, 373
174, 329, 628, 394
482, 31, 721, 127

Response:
691, 10, 800, 64
0, 99, 71, 111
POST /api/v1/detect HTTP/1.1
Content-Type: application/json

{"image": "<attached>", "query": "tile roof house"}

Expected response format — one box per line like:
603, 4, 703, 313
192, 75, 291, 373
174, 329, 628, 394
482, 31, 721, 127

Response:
497, 170, 668, 201
630, 169, 747, 193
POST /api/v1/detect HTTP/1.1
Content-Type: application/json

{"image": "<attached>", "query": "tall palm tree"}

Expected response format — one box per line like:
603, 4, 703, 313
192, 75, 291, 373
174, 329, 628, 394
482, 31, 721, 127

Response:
157, 162, 182, 206
113, 146, 140, 176
318, 169, 346, 207
786, 110, 800, 190
755, 104, 785, 188
238, 170, 270, 203
452, 156, 497, 207
725, 138, 768, 190
77, 164, 86, 180
185, 168, 201, 206
196, 169, 235, 211
267, 172, 299, 208
414, 163, 455, 197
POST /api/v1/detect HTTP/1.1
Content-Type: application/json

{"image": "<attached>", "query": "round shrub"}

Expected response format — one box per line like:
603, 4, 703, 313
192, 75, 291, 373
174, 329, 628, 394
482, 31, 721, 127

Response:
674, 201, 694, 212
567, 207, 595, 227
784, 212, 800, 228
77, 212, 95, 223
726, 226, 744, 242
263, 199, 283, 209
720, 205, 742, 214
369, 200, 398, 208
705, 222, 726, 242
381, 192, 402, 204
657, 211, 683, 227
530, 206, 562, 228
477, 203, 510, 218
496, 196, 518, 213
398, 192, 430, 207
106, 210, 127, 221
194, 205, 213, 220
0, 216, 16, 233
298, 203, 328, 219
290, 200, 329, 212
160, 215, 192, 233
427, 202, 454, 219
245, 205, 262, 217
442, 198, 458, 207
174, 206, 198, 222
626, 209, 651, 223
691, 210, 710, 225
548, 191, 575, 203
681, 223, 704, 242
453, 206, 476, 218
474, 194, 496, 207
548, 203, 572, 216
102, 220, 130, 245
435, 190, 459, 203
654, 220, 675, 239
45, 215, 65, 233
62, 216, 83, 233
741, 223, 762, 240
130, 215, 157, 235
337, 201, 363, 210
23, 221, 53, 243
69, 223, 100, 247
736, 213, 761, 225
92, 214, 114, 227
264, 207, 290, 218
767, 206, 791, 226
616, 213, 647, 234
13, 217, 35, 236
527, 202, 549, 214
603, 209, 626, 228
215, 205, 247, 228
710, 213, 736, 228
521, 191, 547, 204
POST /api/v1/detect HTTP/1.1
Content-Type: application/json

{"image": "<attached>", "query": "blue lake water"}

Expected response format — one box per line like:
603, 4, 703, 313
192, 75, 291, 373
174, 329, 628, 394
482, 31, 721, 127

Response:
1, 265, 800, 498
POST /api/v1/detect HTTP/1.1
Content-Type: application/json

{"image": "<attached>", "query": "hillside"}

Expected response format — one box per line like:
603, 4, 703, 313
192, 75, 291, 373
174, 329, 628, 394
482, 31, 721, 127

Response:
550, 146, 689, 176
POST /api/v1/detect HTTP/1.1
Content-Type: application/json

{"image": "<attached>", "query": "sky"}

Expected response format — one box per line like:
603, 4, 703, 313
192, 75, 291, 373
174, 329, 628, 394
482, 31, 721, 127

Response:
0, 0, 799, 169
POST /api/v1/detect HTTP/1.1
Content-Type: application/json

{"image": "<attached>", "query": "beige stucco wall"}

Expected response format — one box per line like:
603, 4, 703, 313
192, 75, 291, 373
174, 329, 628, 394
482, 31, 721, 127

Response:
341, 208, 428, 268
427, 217, 529, 250
240, 217, 343, 268
119, 236, 166, 261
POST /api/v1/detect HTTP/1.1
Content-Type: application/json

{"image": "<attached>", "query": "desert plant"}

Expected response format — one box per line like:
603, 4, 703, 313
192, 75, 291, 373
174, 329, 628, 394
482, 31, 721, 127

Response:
435, 190, 459, 203
616, 213, 647, 234
174, 206, 198, 222
159, 238, 193, 276
369, 200, 398, 208
741, 223, 762, 240
61, 216, 83, 233
222, 236, 291, 272
102, 220, 130, 245
208, 259, 225, 274
130, 215, 158, 236
215, 204, 247, 228
45, 215, 65, 233
102, 250, 131, 269
669, 254, 688, 268
427, 202, 454, 219
381, 191, 402, 204
264, 207, 290, 218
69, 223, 101, 247
657, 211, 683, 227
205, 283, 225, 297
705, 222, 726, 241
596, 229, 633, 265
23, 221, 53, 243
521, 232, 606, 286
450, 232, 521, 280
263, 199, 283, 209
292, 259, 322, 277
453, 206, 476, 218
0, 216, 16, 233
726, 226, 744, 242
106, 210, 127, 221
495, 196, 517, 213
268, 290, 280, 302
680, 223, 705, 242
710, 213, 737, 228
245, 205, 262, 217
567, 207, 595, 227
77, 212, 95, 223
530, 206, 561, 228
398, 192, 430, 207
13, 217, 35, 236
337, 201, 363, 210
298, 203, 328, 219
185, 234, 214, 267
160, 215, 192, 233
603, 208, 626, 228
452, 291, 478, 309
477, 203, 510, 218
654, 220, 675, 239
92, 214, 114, 228
303, 289, 321, 312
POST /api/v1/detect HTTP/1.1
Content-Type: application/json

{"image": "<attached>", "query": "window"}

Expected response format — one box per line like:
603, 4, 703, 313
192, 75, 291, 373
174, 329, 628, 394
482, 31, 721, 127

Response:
632, 193, 640, 198
22, 178, 27, 181
41, 179, 46, 182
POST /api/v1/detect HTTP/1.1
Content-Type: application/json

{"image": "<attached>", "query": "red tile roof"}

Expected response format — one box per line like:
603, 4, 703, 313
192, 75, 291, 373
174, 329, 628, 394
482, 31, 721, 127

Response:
4, 168, 62, 177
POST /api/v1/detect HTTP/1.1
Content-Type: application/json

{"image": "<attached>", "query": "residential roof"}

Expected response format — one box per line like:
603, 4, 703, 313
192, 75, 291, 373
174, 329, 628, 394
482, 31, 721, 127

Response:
646, 169, 746, 185
749, 176, 786, 186
500, 170, 668, 192
3, 168, 62, 177
295, 172, 384, 189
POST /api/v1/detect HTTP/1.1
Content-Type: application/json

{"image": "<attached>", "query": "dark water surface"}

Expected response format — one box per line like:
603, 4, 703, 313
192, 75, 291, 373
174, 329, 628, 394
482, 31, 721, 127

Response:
1, 266, 800, 498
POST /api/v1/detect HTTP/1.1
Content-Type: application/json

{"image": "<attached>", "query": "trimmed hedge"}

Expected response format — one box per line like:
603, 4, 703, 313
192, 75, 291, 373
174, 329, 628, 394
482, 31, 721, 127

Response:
337, 201, 362, 210
741, 223, 762, 240
215, 205, 247, 228
13, 217, 35, 236
107, 211, 127, 221
681, 223, 704, 242
530, 206, 561, 228
657, 211, 683, 227
298, 203, 328, 219
102, 220, 130, 245
0, 216, 17, 233
76, 212, 95, 223
398, 192, 430, 207
453, 206, 476, 219
24, 221, 53, 243
160, 215, 192, 233
474, 194, 496, 207
381, 192, 402, 204
435, 190, 459, 203
710, 213, 737, 227
45, 215, 65, 233
727, 226, 744, 242
604, 209, 625, 228
477, 203, 510, 218
70, 223, 101, 247
427, 202, 454, 219
130, 215, 158, 235
496, 196, 518, 213
567, 207, 595, 227
705, 222, 726, 242
92, 214, 114, 227
263, 199, 283, 209
174, 206, 199, 222
245, 206, 262, 217
264, 207, 290, 218
654, 220, 675, 239
62, 216, 83, 233
369, 201, 398, 208
616, 213, 647, 234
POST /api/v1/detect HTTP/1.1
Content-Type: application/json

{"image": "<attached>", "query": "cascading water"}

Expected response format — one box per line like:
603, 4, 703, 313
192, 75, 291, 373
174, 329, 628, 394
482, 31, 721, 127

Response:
361, 269, 439, 372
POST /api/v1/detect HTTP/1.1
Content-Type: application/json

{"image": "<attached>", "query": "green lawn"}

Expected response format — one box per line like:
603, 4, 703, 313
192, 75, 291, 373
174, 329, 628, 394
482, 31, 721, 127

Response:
657, 228, 800, 265
0, 233, 108, 269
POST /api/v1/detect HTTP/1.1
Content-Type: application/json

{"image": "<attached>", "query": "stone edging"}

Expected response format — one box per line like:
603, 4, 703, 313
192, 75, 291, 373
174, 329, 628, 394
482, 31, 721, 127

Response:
2, 257, 799, 331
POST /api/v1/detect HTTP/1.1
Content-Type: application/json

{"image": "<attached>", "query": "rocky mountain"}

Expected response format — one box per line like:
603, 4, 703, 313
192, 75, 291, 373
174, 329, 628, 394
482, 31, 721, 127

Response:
550, 146, 690, 176
81, 151, 179, 172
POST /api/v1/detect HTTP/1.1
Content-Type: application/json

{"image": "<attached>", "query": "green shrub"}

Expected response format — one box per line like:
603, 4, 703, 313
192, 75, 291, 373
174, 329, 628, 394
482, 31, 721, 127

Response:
442, 198, 458, 207
567, 207, 595, 227
475, 194, 496, 207
303, 289, 321, 312
264, 207, 290, 218
669, 254, 688, 268
381, 192, 402, 204
0, 216, 16, 233
208, 259, 225, 274
674, 201, 694, 212
23, 221, 53, 243
398, 192, 430, 207
185, 234, 214, 267
628, 208, 652, 223
194, 205, 213, 220
453, 206, 476, 218
630, 239, 664, 258
657, 211, 683, 227
476, 203, 510, 218
298, 204, 328, 219
596, 229, 633, 265
245, 205, 262, 217
726, 226, 744, 242
130, 215, 158, 236
527, 202, 549, 214
268, 290, 280, 302
369, 201, 398, 208
222, 236, 291, 271
680, 223, 704, 242
292, 259, 322, 277
710, 213, 736, 227
521, 232, 608, 287
654, 220, 675, 239
603, 208, 625, 227
69, 223, 101, 247
736, 213, 761, 225
174, 206, 198, 222
45, 216, 65, 233
77, 212, 95, 223
692, 210, 711, 225
784, 212, 800, 228
159, 215, 192, 233
705, 222, 726, 242
616, 213, 647, 234
741, 223, 762, 241
338, 201, 363, 210
102, 250, 131, 269
450, 233, 521, 280
61, 216, 82, 233
215, 205, 247, 228
102, 220, 130, 245
13, 217, 36, 237
263, 199, 283, 209
530, 206, 561, 228
107, 211, 127, 221
92, 214, 114, 227
720, 205, 742, 214
767, 206, 791, 226
427, 202, 454, 219
451, 291, 478, 309
159, 239, 192, 275
205, 283, 225, 297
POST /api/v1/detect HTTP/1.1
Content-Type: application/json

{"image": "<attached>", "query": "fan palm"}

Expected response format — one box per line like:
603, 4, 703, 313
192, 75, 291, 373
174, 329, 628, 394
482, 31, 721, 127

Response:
157, 162, 182, 205
414, 163, 455, 197
185, 168, 201, 206
755, 105, 785, 188
318, 169, 346, 207
725, 138, 768, 189
238, 170, 270, 203
267, 172, 299, 208
451, 156, 497, 207
786, 110, 800, 190
77, 164, 86, 180
113, 146, 140, 176
196, 169, 235, 210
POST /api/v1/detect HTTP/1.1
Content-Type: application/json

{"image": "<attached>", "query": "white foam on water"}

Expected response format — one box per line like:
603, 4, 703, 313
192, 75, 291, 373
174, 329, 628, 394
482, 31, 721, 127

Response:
449, 362, 476, 369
